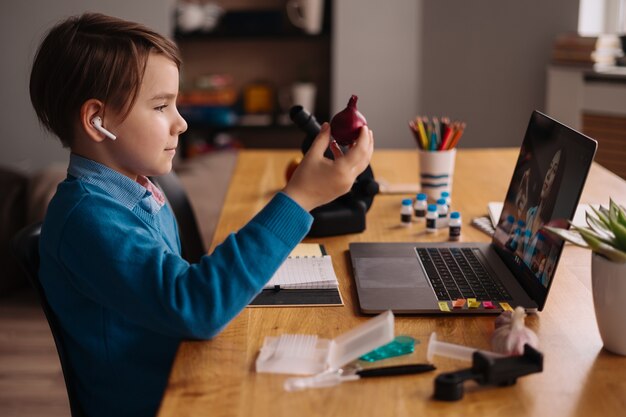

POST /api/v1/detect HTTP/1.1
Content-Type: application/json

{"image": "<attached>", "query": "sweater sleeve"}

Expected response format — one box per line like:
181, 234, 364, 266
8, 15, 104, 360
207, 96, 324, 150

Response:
57, 192, 312, 339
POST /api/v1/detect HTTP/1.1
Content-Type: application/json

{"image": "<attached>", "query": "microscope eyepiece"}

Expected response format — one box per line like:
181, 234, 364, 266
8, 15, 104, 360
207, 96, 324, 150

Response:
289, 105, 322, 155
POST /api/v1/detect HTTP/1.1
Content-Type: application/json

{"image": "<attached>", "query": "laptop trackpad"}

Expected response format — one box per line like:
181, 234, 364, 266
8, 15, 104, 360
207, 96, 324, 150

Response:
355, 257, 426, 289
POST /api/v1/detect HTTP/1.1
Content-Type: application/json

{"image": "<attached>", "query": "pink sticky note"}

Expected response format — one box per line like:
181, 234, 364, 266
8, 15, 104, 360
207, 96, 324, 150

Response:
483, 301, 496, 309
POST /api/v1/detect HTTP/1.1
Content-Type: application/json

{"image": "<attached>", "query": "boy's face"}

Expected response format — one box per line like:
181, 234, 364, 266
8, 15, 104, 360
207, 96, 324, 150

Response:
107, 53, 187, 179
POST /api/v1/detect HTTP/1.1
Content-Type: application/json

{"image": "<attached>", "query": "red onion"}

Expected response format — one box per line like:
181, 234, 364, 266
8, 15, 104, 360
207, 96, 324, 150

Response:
330, 95, 367, 146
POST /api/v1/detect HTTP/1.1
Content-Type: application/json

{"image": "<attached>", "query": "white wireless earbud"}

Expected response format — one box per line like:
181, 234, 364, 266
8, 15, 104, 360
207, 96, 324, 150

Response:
91, 116, 117, 140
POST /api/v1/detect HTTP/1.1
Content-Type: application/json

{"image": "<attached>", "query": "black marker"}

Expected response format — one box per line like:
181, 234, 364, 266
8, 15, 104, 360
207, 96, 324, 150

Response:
355, 363, 436, 378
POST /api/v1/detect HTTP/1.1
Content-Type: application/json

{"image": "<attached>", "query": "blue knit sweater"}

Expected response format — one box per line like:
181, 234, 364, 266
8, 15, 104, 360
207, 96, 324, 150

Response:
39, 154, 313, 417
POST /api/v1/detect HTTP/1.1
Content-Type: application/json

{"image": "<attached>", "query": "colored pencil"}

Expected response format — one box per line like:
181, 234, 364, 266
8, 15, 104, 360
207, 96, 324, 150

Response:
417, 117, 428, 149
408, 120, 423, 149
432, 117, 440, 150
408, 121, 417, 144
446, 122, 466, 149
439, 122, 454, 150
409, 115, 466, 151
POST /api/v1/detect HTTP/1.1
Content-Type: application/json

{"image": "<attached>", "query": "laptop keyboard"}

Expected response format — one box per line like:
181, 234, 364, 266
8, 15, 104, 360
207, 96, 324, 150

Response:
416, 248, 512, 301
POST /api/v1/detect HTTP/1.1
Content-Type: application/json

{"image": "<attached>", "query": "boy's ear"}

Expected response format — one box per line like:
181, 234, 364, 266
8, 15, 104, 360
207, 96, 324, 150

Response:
80, 99, 108, 143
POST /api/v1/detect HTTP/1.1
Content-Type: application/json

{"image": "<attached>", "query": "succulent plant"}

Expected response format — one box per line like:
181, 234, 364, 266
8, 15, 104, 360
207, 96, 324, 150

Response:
543, 199, 626, 263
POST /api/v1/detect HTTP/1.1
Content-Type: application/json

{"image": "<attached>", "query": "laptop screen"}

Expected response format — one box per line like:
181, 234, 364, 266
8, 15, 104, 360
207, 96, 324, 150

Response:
492, 111, 597, 310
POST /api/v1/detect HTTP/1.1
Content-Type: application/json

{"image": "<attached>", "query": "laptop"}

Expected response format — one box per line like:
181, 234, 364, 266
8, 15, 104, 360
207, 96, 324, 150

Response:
350, 111, 597, 314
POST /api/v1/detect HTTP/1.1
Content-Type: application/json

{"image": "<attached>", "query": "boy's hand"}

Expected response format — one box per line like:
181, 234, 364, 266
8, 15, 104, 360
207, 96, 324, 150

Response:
283, 122, 374, 212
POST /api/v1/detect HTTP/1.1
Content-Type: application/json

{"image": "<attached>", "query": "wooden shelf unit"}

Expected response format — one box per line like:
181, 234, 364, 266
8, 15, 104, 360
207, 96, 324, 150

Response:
174, 2, 332, 154
582, 112, 626, 180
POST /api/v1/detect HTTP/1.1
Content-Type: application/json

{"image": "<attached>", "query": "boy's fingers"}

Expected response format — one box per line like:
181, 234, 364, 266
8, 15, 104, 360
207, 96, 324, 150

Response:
357, 126, 372, 149
348, 127, 374, 174
307, 122, 331, 157
329, 140, 344, 159
345, 126, 372, 162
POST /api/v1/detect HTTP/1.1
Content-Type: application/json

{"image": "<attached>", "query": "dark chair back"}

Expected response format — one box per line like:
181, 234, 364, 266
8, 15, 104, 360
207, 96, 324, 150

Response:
152, 171, 206, 263
10, 222, 87, 417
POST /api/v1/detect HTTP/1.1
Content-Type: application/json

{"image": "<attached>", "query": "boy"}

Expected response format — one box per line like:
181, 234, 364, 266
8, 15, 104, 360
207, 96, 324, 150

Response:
29, 13, 373, 417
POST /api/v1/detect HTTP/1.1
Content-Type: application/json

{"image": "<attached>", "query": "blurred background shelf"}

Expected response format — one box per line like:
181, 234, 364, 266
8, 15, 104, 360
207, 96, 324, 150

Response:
176, 31, 330, 41
180, 124, 304, 159
175, 1, 332, 156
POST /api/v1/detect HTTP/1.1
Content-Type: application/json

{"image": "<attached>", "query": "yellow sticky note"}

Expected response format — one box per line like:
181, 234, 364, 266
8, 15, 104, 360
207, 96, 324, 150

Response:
500, 302, 514, 311
438, 301, 451, 312
467, 298, 481, 308
452, 299, 466, 308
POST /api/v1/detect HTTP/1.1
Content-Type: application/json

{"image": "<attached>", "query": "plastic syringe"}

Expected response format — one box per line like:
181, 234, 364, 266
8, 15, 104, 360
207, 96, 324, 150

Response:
427, 332, 506, 362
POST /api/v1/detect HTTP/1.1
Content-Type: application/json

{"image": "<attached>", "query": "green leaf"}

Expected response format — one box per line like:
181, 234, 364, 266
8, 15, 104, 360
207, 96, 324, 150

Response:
571, 225, 615, 246
545, 199, 626, 261
609, 200, 619, 223
543, 226, 590, 248
590, 205, 611, 229
578, 228, 626, 263
585, 212, 615, 242
612, 198, 626, 228
609, 216, 626, 252
599, 205, 610, 217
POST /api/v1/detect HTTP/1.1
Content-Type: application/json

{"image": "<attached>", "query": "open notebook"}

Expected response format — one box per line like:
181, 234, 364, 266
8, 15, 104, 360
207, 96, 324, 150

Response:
249, 244, 343, 307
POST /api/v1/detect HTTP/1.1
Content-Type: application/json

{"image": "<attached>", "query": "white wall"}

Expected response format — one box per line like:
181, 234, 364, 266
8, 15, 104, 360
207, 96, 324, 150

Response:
332, 0, 420, 149
334, 0, 579, 149
0, 0, 171, 173
418, 0, 578, 149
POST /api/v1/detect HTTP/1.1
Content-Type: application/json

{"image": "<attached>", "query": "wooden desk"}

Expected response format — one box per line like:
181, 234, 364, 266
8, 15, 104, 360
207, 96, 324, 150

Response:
159, 149, 626, 417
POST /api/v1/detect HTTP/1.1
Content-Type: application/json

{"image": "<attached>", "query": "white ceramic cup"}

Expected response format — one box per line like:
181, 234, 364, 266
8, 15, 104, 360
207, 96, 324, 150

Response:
291, 82, 317, 113
286, 0, 325, 35
418, 148, 456, 203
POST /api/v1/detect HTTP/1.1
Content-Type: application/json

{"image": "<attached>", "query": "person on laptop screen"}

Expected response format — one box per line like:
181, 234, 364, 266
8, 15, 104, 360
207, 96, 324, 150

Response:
523, 149, 565, 282
496, 138, 570, 290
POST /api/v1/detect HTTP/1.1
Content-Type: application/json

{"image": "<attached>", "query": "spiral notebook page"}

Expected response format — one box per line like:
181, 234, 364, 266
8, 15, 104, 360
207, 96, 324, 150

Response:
264, 256, 339, 290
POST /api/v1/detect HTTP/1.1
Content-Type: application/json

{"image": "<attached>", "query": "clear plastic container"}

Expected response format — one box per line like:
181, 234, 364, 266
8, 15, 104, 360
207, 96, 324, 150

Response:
257, 310, 395, 375
359, 335, 415, 362
427, 332, 505, 362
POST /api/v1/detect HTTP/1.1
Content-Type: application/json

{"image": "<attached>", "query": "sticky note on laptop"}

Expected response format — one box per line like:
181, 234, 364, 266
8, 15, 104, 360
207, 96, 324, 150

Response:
467, 298, 481, 308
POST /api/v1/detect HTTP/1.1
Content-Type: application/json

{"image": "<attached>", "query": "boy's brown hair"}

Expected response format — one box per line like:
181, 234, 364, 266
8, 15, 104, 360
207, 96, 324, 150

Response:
30, 13, 181, 147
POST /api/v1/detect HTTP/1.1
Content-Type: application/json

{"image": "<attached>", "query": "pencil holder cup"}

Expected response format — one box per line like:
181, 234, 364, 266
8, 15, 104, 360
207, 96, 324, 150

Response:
418, 148, 456, 202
